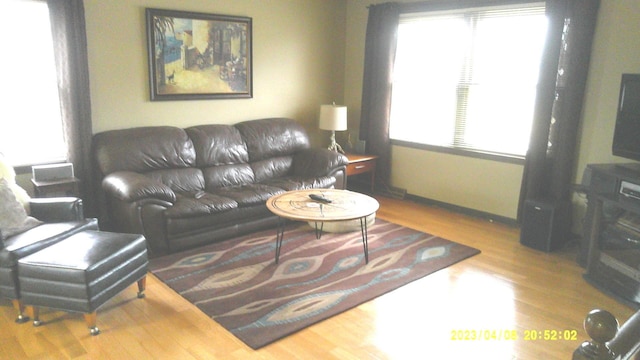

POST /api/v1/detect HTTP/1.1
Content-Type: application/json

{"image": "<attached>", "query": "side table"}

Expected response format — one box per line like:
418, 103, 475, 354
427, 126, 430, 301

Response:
31, 177, 80, 198
345, 153, 378, 193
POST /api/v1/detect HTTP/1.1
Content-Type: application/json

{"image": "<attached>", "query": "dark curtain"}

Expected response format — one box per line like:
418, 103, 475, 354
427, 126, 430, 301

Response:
47, 0, 96, 217
518, 0, 600, 220
359, 3, 399, 189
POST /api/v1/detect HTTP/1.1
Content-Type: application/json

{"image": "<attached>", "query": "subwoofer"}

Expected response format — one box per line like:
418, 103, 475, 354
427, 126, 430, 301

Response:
520, 198, 570, 252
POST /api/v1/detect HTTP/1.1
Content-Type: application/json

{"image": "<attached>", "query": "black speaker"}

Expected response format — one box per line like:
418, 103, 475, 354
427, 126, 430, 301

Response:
520, 198, 570, 252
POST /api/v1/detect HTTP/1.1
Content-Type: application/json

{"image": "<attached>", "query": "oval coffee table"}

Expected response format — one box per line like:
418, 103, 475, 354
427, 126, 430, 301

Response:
266, 189, 379, 264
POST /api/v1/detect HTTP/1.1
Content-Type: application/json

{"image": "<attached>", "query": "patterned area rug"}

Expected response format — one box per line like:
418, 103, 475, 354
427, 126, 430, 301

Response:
149, 219, 480, 349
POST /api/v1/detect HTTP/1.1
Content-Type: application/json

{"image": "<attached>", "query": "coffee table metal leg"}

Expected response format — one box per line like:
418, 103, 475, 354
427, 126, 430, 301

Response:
275, 217, 285, 264
360, 216, 369, 263
313, 222, 324, 239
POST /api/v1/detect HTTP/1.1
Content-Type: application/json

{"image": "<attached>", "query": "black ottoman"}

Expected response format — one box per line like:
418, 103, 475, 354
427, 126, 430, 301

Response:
17, 230, 148, 335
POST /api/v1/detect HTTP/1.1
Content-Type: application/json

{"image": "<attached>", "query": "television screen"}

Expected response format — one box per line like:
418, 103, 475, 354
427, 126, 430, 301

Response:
612, 74, 640, 162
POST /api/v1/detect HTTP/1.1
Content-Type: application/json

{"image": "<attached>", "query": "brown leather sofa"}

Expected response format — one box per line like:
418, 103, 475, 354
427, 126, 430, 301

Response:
93, 118, 348, 257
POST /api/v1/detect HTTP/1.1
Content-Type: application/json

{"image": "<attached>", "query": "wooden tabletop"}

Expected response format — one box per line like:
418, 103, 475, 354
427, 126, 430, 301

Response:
345, 153, 378, 163
266, 189, 379, 222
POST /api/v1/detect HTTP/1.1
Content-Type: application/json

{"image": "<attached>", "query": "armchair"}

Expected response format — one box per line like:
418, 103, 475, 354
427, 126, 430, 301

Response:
0, 197, 98, 323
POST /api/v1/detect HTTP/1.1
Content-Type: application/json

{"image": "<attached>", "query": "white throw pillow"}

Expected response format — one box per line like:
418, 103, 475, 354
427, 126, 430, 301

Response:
0, 178, 41, 240
0, 152, 31, 211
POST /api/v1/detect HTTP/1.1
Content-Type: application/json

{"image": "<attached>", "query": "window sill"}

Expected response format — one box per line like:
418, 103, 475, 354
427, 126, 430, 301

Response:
390, 139, 525, 165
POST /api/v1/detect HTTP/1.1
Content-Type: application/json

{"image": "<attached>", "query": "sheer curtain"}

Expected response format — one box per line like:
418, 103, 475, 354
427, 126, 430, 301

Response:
518, 0, 600, 220
359, 3, 399, 189
47, 0, 96, 217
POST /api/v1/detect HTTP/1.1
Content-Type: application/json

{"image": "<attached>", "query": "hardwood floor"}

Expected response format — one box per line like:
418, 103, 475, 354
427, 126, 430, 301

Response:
1, 196, 636, 359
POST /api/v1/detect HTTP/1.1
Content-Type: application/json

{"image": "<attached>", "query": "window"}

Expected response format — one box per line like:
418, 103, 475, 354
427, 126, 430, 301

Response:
0, 0, 66, 166
389, 3, 547, 159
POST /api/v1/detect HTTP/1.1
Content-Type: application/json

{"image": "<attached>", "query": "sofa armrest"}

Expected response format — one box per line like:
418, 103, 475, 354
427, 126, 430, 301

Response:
292, 149, 349, 178
29, 197, 84, 222
103, 171, 176, 203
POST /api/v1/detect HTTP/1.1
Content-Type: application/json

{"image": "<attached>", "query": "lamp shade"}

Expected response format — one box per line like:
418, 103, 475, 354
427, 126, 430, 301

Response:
319, 104, 347, 131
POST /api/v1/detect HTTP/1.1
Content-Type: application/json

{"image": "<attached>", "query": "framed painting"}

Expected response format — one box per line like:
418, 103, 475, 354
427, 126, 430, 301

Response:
145, 8, 252, 101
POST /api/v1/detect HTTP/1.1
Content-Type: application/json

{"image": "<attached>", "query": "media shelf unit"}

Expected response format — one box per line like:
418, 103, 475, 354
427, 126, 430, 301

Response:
582, 163, 640, 308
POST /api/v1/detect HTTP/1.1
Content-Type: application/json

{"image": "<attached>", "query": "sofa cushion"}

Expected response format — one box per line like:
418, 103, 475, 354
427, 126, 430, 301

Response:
164, 205, 273, 245
235, 118, 310, 162
146, 168, 205, 193
186, 125, 255, 189
293, 148, 349, 177
165, 192, 238, 219
202, 164, 255, 188
94, 126, 196, 175
251, 156, 294, 182
212, 184, 284, 206
185, 125, 249, 167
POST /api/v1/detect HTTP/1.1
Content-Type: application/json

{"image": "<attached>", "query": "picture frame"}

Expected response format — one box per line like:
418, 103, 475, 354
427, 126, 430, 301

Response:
145, 8, 252, 101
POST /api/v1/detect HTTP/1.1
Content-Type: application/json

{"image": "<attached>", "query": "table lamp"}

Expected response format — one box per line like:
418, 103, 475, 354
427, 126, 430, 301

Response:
319, 103, 347, 153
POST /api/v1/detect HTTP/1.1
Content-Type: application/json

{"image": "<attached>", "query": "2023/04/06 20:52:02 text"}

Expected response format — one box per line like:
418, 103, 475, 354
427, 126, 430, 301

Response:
450, 329, 579, 341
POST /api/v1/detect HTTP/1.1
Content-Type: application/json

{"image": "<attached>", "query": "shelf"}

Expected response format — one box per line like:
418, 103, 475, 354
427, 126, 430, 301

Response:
583, 163, 640, 307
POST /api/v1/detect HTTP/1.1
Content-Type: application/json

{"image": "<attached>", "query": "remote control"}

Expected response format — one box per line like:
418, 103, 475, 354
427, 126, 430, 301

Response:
309, 194, 331, 203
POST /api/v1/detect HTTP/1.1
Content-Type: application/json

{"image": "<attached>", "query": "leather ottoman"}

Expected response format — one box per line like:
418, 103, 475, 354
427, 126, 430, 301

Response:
17, 230, 148, 335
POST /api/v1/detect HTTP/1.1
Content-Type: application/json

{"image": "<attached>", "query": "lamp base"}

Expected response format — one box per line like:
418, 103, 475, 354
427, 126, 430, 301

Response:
327, 131, 345, 154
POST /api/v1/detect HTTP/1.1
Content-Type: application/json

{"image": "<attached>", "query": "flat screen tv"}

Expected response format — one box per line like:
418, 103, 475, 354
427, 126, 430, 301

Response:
612, 74, 640, 167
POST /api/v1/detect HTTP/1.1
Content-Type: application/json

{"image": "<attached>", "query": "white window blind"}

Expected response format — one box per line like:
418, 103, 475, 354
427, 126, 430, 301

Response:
389, 3, 547, 158
0, 0, 66, 166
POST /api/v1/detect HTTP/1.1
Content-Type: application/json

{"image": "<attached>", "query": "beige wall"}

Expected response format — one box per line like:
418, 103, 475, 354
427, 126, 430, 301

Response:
84, 0, 346, 148
344, 0, 640, 222
75, 0, 640, 223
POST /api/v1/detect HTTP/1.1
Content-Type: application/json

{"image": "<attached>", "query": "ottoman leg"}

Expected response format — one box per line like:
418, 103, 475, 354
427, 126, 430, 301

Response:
84, 312, 100, 336
137, 276, 146, 299
12, 299, 30, 323
31, 306, 42, 327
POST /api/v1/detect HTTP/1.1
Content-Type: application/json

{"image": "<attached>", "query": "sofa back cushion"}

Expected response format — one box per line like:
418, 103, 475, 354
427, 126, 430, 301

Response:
186, 124, 254, 188
235, 118, 310, 182
94, 126, 196, 175
235, 118, 310, 162
146, 168, 205, 193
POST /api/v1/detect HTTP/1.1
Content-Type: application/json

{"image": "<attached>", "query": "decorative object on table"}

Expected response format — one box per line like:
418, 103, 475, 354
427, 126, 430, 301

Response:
146, 8, 252, 101
31, 163, 79, 198
31, 163, 74, 182
319, 103, 347, 153
354, 139, 367, 154
149, 219, 480, 349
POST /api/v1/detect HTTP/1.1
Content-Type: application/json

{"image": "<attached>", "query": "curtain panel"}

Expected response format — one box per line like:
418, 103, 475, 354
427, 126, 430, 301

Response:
359, 3, 399, 188
47, 0, 96, 217
518, 0, 600, 220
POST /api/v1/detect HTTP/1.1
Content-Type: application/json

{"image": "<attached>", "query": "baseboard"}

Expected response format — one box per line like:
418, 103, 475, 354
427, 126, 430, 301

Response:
402, 193, 519, 227
399, 193, 586, 252
376, 185, 406, 199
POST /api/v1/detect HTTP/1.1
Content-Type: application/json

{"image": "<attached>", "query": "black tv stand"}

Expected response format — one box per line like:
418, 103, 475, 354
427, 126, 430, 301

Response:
581, 163, 640, 308
615, 162, 640, 174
